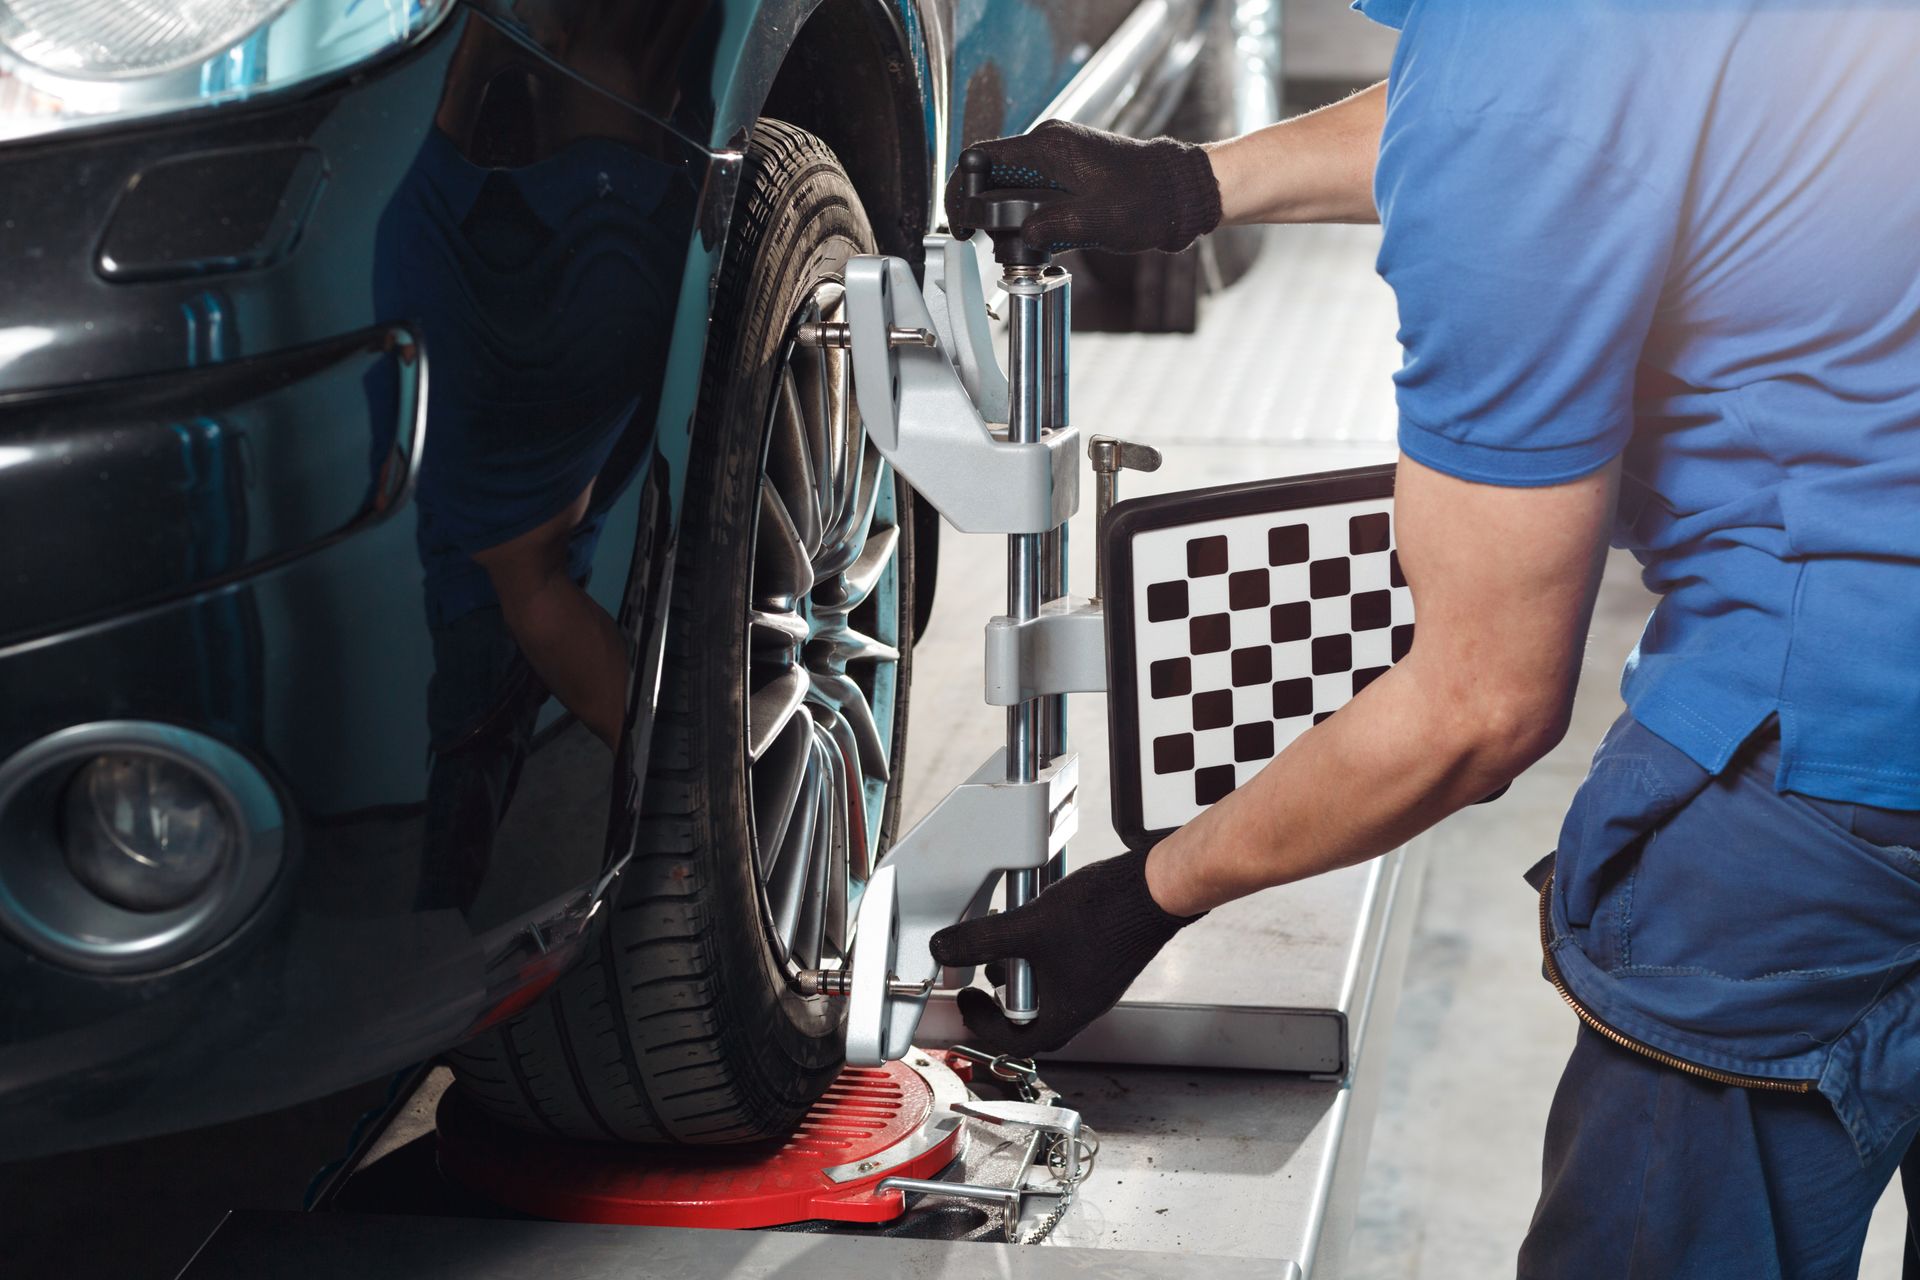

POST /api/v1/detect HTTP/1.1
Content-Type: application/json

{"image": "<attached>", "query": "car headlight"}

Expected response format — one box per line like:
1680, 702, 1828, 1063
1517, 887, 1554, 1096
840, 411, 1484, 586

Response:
1, 0, 294, 78
0, 0, 454, 143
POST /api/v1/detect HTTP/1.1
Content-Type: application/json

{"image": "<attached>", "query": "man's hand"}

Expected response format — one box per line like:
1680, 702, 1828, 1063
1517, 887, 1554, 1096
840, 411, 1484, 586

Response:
943, 119, 1222, 255
929, 848, 1203, 1054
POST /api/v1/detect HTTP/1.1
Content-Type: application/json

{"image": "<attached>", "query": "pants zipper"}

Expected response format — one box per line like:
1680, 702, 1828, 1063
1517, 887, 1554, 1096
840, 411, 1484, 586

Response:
1536, 872, 1817, 1095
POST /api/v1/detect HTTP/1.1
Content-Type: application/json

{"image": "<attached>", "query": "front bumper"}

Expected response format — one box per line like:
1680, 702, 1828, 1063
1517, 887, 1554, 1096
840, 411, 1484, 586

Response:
0, 7, 704, 1157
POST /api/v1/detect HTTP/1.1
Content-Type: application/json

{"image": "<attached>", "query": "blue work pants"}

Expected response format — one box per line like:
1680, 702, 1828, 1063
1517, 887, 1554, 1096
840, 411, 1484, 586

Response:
1520, 1026, 1918, 1278
1518, 719, 1920, 1278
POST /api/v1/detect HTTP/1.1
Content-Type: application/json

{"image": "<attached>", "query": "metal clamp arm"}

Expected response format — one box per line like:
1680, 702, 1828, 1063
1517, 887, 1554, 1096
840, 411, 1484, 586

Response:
845, 749, 1079, 1065
983, 596, 1107, 705
954, 1100, 1086, 1183
922, 235, 1008, 425
844, 252, 1078, 535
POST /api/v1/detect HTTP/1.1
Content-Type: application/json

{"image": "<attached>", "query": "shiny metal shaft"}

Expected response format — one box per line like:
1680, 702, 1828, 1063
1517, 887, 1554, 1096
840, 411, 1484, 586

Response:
1038, 271, 1071, 891
1006, 271, 1047, 789
1001, 266, 1056, 1019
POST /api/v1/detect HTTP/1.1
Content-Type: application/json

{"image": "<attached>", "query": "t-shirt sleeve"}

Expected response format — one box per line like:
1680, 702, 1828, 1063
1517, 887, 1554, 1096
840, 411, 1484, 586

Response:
1351, 0, 1414, 30
1375, 100, 1677, 487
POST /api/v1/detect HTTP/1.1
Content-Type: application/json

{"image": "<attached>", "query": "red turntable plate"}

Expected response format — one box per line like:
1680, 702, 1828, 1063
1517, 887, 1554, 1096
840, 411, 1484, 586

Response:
436, 1052, 972, 1229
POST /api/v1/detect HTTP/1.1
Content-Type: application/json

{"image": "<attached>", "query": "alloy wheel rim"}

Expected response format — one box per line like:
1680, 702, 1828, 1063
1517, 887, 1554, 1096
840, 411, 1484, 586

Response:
745, 279, 903, 980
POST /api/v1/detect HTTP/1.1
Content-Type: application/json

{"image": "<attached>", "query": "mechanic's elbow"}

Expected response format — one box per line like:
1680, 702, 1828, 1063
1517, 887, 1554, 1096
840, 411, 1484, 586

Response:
1461, 691, 1573, 788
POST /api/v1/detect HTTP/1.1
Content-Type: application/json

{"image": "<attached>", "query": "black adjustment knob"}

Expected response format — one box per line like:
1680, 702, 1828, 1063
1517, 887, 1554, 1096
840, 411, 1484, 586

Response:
950, 146, 1069, 268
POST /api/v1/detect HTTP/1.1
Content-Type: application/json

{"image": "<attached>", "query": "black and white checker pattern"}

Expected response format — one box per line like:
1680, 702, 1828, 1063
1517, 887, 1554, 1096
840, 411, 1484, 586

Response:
1105, 469, 1412, 841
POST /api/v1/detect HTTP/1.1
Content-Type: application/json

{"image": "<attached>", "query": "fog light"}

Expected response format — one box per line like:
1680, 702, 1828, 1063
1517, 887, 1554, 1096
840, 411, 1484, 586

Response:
0, 723, 284, 972
62, 753, 231, 912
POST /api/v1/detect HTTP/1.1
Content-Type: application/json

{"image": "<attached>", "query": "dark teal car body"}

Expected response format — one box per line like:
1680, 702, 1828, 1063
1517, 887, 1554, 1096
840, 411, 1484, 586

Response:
0, 0, 1221, 1157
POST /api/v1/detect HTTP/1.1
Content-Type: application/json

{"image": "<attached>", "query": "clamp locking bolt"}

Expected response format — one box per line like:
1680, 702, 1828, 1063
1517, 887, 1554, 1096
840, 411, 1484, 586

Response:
1089, 435, 1163, 601
797, 321, 936, 350
795, 967, 932, 1000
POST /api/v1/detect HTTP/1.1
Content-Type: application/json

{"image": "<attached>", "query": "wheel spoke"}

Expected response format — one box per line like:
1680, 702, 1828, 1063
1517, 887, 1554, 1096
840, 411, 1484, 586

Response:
767, 739, 827, 948
792, 346, 837, 543
756, 484, 815, 606
818, 447, 883, 578
751, 711, 813, 875
748, 667, 810, 763
793, 730, 841, 970
814, 344, 842, 528
815, 671, 891, 783
824, 829, 849, 963
831, 343, 858, 525
813, 623, 899, 667
821, 524, 899, 614
822, 712, 873, 884
821, 764, 849, 967
769, 369, 824, 557
749, 607, 809, 655
809, 308, 866, 542
843, 626, 900, 665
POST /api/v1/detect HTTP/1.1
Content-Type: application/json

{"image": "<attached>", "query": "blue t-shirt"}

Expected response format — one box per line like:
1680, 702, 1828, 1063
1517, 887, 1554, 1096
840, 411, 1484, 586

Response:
1356, 0, 1920, 808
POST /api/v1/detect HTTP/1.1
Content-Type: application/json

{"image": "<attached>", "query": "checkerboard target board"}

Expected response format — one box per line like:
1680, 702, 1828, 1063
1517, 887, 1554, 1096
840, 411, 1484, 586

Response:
1102, 465, 1409, 849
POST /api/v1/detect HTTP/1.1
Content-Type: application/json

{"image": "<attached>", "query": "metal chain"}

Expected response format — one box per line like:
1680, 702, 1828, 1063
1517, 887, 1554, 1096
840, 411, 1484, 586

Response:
984, 1052, 1100, 1246
1017, 1135, 1101, 1244
1014, 1174, 1076, 1244
943, 1046, 1102, 1244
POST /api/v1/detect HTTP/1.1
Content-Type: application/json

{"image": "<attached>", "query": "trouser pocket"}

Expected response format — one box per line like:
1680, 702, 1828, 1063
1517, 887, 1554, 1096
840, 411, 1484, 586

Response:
1624, 773, 1920, 981
1551, 718, 1702, 973
1596, 754, 1920, 1053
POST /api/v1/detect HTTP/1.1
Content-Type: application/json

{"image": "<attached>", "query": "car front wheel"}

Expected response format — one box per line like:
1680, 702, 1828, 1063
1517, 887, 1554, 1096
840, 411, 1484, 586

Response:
447, 120, 914, 1143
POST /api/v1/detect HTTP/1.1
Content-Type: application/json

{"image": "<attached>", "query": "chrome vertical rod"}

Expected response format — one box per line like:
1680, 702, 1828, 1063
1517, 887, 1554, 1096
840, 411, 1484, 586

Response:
1038, 268, 1071, 892
1002, 265, 1049, 1020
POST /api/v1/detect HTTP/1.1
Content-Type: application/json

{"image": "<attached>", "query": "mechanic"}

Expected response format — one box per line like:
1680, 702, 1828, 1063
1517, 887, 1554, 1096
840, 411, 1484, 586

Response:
934, 2, 1920, 1275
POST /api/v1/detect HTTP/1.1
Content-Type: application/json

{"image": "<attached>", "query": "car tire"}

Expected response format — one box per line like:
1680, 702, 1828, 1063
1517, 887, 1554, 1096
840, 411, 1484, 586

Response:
446, 120, 915, 1144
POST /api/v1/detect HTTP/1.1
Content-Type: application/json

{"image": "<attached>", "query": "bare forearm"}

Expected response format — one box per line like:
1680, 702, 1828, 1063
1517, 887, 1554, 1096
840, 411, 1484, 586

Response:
1144, 458, 1617, 918
1145, 658, 1551, 916
1205, 82, 1386, 226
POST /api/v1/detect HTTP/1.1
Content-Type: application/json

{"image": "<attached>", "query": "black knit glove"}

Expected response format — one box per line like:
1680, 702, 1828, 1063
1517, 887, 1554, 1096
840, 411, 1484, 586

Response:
944, 119, 1223, 256
928, 848, 1204, 1055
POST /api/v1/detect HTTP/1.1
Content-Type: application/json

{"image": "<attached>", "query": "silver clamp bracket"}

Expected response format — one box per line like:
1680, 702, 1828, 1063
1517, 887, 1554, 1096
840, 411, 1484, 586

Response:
839, 232, 1091, 1065
983, 596, 1107, 705
844, 240, 1079, 535
922, 234, 1008, 425
874, 1059, 1093, 1245
955, 1099, 1087, 1183
844, 749, 1079, 1066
